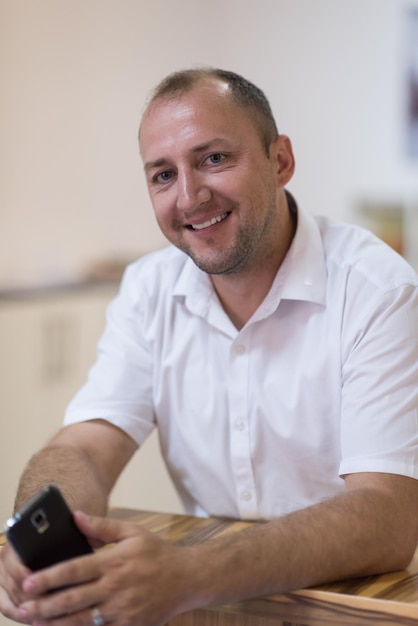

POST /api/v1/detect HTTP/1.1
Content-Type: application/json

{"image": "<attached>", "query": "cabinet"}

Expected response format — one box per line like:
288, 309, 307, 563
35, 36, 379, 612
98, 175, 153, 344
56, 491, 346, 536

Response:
0, 283, 183, 626
0, 284, 182, 526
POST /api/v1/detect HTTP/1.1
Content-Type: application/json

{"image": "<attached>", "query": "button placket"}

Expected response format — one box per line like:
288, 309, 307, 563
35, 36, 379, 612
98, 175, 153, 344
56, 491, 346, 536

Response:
228, 335, 258, 519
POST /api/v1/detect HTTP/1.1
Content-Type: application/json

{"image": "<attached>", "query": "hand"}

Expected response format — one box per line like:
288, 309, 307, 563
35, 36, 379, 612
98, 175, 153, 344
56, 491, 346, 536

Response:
0, 542, 32, 623
18, 512, 202, 626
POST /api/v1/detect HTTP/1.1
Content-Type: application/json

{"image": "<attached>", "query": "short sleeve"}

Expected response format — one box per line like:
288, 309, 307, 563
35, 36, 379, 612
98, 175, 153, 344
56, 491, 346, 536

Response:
64, 263, 155, 446
339, 281, 418, 478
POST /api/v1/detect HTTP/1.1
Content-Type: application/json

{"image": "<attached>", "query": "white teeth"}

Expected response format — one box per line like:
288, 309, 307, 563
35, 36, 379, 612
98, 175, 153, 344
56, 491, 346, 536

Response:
191, 212, 229, 231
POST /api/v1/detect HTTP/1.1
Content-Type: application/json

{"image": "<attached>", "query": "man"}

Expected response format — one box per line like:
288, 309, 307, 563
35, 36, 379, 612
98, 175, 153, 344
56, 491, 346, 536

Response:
1, 67, 418, 626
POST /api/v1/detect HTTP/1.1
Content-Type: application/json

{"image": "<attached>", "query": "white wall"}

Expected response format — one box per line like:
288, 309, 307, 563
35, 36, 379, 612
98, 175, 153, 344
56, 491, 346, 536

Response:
1, 0, 417, 289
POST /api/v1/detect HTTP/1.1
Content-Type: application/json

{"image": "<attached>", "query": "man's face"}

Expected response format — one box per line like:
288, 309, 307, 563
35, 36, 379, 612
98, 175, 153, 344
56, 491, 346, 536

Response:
140, 80, 290, 276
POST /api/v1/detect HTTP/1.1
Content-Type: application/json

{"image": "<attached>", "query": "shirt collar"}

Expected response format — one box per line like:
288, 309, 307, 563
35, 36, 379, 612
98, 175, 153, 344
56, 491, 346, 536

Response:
277, 203, 327, 305
173, 253, 214, 317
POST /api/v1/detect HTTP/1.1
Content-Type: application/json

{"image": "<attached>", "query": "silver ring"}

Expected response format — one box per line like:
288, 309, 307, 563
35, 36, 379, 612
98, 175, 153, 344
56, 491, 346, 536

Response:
91, 607, 105, 626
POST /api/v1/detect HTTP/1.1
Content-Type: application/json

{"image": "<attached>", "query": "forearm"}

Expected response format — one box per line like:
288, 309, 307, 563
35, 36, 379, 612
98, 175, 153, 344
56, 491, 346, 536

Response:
15, 444, 108, 515
186, 479, 418, 608
14, 420, 136, 516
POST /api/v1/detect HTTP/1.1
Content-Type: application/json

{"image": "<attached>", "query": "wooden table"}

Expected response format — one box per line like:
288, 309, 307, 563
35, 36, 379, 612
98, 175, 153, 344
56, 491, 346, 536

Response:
108, 508, 418, 626
3, 508, 418, 625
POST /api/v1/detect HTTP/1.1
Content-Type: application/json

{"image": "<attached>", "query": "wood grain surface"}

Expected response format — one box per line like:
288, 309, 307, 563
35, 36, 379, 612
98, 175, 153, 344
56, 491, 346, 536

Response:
109, 509, 418, 626
2, 508, 418, 625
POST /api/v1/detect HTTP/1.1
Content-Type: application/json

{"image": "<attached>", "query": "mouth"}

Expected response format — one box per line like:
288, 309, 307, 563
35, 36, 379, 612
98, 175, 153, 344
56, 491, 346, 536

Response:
187, 212, 231, 231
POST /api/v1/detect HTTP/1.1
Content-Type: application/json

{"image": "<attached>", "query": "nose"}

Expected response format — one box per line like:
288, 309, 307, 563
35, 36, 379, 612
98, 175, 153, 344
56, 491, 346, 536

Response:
176, 168, 211, 212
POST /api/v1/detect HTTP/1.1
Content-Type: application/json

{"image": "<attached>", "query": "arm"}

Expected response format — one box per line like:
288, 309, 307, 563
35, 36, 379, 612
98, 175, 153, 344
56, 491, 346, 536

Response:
15, 471, 418, 626
192, 472, 418, 603
15, 419, 138, 514
0, 420, 137, 623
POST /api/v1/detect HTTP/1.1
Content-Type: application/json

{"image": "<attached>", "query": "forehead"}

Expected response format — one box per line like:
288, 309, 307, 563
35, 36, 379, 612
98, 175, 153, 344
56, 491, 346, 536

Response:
139, 81, 260, 161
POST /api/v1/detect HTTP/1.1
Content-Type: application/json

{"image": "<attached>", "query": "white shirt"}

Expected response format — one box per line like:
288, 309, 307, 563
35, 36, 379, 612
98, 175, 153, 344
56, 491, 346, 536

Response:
64, 205, 418, 520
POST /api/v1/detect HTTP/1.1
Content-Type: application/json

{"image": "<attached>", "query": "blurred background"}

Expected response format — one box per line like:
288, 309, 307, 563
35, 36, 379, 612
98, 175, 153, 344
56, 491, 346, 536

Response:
1, 0, 418, 288
0, 0, 418, 602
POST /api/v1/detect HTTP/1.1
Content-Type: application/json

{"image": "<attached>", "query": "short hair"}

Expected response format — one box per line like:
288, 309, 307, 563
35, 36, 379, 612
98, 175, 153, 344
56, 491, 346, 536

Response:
144, 67, 279, 154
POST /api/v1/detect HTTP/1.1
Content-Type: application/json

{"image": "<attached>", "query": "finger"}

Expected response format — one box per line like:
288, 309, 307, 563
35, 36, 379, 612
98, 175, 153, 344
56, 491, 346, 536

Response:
19, 580, 104, 622
74, 511, 141, 545
22, 550, 100, 597
24, 604, 107, 626
0, 584, 31, 624
1, 544, 32, 604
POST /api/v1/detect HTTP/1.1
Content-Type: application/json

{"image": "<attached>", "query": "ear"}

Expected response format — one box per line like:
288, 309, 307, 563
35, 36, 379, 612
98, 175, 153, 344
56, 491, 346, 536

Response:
271, 135, 295, 187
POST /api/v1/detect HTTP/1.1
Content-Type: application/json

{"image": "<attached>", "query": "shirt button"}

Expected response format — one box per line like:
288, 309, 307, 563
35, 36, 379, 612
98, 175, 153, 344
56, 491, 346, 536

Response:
241, 490, 252, 501
235, 344, 246, 355
235, 419, 245, 431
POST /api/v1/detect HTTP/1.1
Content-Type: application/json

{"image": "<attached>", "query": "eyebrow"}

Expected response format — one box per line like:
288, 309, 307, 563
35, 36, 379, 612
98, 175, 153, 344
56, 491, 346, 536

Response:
143, 138, 230, 172
143, 157, 168, 173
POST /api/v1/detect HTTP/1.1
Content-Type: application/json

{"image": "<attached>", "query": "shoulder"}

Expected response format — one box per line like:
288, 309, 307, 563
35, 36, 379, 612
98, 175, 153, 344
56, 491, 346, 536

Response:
99, 246, 195, 346
316, 216, 418, 293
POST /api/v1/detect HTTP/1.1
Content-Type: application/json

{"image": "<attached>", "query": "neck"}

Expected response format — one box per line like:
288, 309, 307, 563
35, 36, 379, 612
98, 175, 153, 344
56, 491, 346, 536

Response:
212, 273, 276, 330
211, 198, 297, 330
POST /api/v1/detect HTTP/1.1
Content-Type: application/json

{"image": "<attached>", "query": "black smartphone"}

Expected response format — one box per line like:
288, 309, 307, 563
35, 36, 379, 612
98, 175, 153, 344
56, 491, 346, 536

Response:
4, 484, 93, 571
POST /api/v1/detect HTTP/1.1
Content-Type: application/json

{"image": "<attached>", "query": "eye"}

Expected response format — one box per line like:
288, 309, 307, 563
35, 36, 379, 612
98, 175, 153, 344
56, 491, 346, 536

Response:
153, 170, 174, 184
206, 153, 225, 165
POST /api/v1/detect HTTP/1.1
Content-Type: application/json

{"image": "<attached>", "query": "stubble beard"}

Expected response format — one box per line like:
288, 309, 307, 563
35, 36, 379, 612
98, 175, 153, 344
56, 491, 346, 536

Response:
180, 198, 280, 277
186, 223, 257, 275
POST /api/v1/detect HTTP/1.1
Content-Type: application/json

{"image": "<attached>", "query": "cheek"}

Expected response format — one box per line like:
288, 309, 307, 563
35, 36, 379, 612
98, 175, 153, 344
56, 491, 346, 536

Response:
214, 166, 263, 207
150, 195, 180, 236
213, 171, 243, 195
149, 191, 171, 219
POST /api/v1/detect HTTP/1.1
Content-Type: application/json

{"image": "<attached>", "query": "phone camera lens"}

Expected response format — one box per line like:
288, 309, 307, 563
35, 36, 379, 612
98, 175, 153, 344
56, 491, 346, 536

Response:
30, 509, 49, 534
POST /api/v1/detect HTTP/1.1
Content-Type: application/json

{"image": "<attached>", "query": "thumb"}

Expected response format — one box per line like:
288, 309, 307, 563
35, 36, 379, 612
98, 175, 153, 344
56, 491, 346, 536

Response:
73, 511, 140, 546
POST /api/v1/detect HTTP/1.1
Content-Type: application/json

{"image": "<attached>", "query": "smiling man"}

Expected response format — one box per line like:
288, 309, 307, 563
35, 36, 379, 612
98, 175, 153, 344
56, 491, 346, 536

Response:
1, 68, 418, 626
